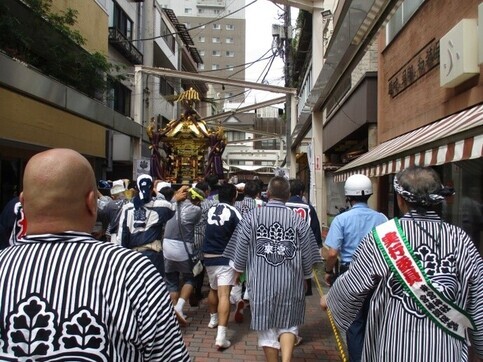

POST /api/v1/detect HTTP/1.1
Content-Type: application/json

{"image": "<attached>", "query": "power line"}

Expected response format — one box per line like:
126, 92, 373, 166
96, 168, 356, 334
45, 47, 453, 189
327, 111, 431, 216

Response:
227, 49, 275, 79
233, 50, 278, 113
197, 49, 273, 74
132, 0, 258, 42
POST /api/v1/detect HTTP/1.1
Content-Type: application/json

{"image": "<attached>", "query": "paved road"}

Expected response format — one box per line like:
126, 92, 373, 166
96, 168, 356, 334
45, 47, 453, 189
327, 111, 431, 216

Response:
181, 286, 344, 361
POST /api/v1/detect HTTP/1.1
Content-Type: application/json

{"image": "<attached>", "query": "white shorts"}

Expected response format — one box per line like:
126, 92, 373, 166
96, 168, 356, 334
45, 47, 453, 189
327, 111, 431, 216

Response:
206, 265, 235, 290
257, 326, 299, 349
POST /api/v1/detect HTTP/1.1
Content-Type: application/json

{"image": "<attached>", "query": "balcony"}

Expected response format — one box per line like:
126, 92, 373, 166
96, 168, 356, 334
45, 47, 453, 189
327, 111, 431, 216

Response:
108, 27, 143, 64
196, 0, 226, 8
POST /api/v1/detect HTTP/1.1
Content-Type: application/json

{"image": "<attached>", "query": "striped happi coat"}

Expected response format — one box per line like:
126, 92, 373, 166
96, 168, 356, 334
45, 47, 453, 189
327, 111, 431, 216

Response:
224, 200, 322, 330
0, 232, 190, 361
327, 211, 483, 361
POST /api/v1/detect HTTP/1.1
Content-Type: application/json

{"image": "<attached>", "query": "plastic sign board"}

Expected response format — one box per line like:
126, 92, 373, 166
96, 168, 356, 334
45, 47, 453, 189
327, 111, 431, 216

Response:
440, 19, 479, 88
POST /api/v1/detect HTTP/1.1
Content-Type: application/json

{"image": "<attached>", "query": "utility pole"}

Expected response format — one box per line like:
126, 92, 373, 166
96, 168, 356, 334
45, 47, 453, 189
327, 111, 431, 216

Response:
284, 6, 291, 89
283, 5, 296, 178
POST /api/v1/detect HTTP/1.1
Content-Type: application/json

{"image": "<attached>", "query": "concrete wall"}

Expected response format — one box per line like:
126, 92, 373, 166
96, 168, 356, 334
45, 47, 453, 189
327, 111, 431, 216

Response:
351, 42, 378, 88
51, 0, 109, 55
0, 88, 105, 157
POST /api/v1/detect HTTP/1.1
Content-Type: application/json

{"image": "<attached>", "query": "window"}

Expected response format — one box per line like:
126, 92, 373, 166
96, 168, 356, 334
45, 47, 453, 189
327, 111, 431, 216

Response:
438, 159, 483, 249
212, 50, 221, 56
184, 8, 192, 14
386, 0, 424, 44
159, 77, 175, 102
212, 64, 220, 70
199, 36, 205, 43
199, 24, 205, 29
108, 81, 131, 116
198, 64, 205, 70
226, 131, 245, 142
113, 3, 133, 39
199, 50, 205, 56
230, 160, 246, 165
226, 24, 235, 30
226, 37, 234, 44
212, 37, 220, 43
226, 51, 234, 57
184, 23, 191, 29
260, 139, 280, 149
160, 19, 175, 52
227, 65, 234, 71
212, 23, 221, 30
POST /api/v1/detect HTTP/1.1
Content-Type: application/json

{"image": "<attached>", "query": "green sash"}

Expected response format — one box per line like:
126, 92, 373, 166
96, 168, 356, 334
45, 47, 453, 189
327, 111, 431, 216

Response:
373, 218, 475, 342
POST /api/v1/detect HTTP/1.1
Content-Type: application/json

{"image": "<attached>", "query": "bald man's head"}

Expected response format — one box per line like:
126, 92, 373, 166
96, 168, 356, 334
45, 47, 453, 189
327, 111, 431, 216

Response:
21, 148, 97, 234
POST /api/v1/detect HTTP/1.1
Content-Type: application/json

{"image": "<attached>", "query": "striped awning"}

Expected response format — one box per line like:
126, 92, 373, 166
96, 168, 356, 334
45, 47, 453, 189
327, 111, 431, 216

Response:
334, 104, 483, 182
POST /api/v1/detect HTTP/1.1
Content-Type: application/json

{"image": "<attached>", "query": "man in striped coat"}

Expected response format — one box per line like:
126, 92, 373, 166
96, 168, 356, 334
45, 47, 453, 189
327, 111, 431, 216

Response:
224, 176, 322, 361
0, 148, 190, 361
322, 166, 483, 361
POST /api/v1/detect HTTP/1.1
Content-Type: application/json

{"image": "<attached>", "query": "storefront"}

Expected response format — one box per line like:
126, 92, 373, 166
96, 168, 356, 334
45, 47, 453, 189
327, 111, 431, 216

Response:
334, 104, 483, 255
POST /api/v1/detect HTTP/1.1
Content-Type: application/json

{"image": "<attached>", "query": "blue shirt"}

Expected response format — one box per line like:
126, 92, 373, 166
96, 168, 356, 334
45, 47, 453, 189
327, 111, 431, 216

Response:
325, 203, 387, 263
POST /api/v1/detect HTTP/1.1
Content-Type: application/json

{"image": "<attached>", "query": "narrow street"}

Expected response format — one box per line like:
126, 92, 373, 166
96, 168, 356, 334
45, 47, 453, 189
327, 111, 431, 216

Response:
181, 285, 344, 361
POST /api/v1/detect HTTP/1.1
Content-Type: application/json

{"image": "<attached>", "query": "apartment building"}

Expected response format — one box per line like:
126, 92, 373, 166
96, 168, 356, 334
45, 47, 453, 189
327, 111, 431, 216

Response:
158, 0, 246, 104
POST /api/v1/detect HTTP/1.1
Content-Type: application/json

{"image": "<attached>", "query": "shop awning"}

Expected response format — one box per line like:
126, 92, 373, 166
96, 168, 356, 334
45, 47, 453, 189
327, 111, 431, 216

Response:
334, 104, 483, 182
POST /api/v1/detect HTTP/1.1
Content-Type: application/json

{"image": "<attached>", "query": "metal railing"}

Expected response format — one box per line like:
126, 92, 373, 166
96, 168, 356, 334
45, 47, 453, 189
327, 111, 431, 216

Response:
108, 27, 143, 65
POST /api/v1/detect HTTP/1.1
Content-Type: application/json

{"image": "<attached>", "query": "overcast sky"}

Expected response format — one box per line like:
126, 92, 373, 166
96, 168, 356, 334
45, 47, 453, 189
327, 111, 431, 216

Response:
243, 1, 298, 104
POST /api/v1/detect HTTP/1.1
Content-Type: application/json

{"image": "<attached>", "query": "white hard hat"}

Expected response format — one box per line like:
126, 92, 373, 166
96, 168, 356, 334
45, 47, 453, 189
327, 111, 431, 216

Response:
344, 174, 373, 196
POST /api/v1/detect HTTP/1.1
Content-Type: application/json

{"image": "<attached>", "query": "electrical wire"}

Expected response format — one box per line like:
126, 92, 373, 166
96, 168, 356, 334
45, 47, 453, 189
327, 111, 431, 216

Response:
127, 0, 283, 101
132, 0, 258, 42
227, 50, 275, 79
269, 0, 285, 12
259, 56, 276, 84
197, 50, 273, 74
125, 1, 285, 112
188, 0, 239, 40
230, 51, 278, 113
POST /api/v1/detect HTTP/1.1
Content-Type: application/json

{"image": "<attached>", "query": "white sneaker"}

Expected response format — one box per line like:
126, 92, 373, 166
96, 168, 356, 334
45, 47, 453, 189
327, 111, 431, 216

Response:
215, 338, 231, 350
208, 314, 218, 329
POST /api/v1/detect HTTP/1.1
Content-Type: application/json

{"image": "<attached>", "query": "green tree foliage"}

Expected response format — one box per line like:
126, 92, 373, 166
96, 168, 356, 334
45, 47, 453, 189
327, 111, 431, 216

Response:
0, 0, 121, 98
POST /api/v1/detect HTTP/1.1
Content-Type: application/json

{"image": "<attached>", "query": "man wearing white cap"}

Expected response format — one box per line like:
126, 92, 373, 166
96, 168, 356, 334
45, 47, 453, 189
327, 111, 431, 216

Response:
100, 179, 127, 243
154, 180, 174, 201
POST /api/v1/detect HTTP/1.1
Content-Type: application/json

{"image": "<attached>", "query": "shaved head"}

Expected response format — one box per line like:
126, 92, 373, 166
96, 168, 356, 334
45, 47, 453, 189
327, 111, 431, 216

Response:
21, 148, 97, 234
267, 176, 290, 202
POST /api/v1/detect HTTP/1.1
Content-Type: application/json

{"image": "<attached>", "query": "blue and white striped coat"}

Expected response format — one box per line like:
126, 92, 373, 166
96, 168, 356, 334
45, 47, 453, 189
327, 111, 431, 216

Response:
224, 200, 322, 330
327, 211, 483, 361
0, 232, 190, 361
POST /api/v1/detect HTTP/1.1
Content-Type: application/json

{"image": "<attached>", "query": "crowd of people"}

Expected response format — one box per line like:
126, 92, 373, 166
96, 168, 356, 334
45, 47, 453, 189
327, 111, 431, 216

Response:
0, 148, 482, 362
